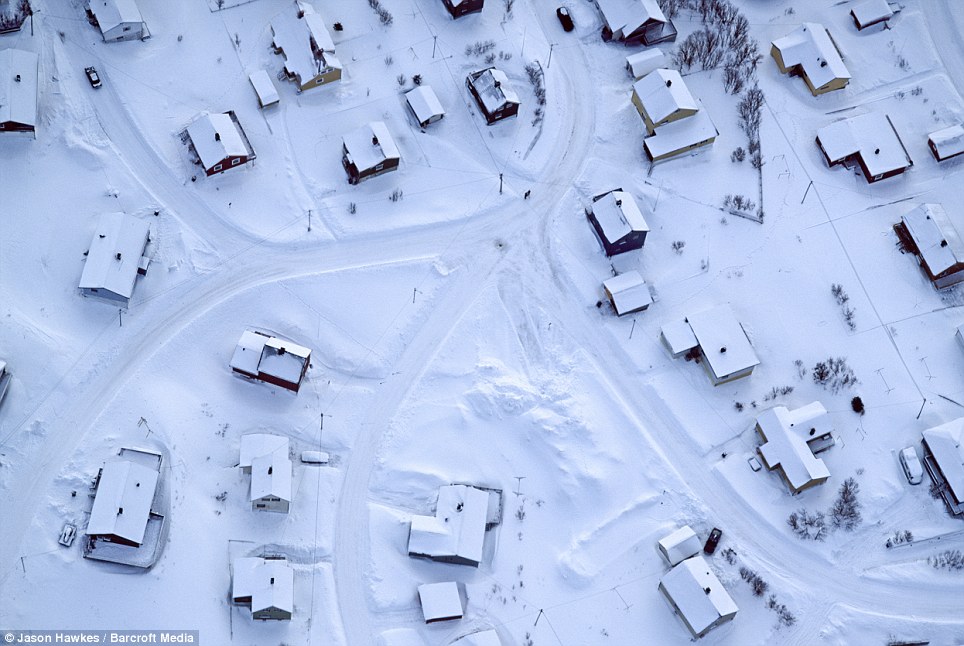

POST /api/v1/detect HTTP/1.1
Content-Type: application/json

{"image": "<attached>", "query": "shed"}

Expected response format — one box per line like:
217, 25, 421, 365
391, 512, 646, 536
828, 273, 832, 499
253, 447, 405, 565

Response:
659, 555, 738, 638
417, 582, 464, 623
185, 111, 256, 176
816, 112, 912, 183
850, 0, 893, 31
658, 525, 701, 566
232, 557, 294, 621
86, 0, 149, 42
405, 85, 445, 128
586, 190, 650, 257
771, 23, 850, 95
249, 70, 280, 108
603, 271, 652, 315
230, 330, 312, 393
79, 212, 151, 308
928, 124, 964, 162
466, 68, 520, 125
894, 203, 964, 290
631, 69, 698, 135
342, 121, 401, 184
408, 484, 491, 567
0, 48, 39, 135
626, 49, 667, 80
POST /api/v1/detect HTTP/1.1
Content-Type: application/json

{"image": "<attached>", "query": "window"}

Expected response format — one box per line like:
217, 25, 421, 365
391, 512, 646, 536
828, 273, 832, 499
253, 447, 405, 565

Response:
873, 174, 883, 181
256, 504, 266, 508
123, 26, 131, 32
213, 164, 223, 172
375, 164, 384, 171
231, 158, 240, 166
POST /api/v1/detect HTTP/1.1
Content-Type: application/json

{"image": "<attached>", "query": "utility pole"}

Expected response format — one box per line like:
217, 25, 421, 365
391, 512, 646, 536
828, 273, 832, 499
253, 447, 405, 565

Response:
547, 43, 555, 69
499, 173, 503, 194
432, 35, 437, 59
118, 309, 123, 327
307, 209, 312, 232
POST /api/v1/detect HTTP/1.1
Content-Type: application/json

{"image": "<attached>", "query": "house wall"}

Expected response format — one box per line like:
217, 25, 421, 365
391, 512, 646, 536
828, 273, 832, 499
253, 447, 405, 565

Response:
409, 550, 480, 567
205, 155, 250, 177
699, 351, 755, 386
299, 66, 342, 91
805, 74, 849, 97
81, 287, 130, 308
253, 606, 292, 621
103, 22, 145, 42
770, 44, 790, 74
928, 139, 964, 162
933, 269, 964, 290
851, 10, 889, 30
252, 496, 290, 513
586, 211, 647, 257
0, 120, 35, 133
443, 0, 484, 18
646, 134, 717, 162
343, 153, 400, 185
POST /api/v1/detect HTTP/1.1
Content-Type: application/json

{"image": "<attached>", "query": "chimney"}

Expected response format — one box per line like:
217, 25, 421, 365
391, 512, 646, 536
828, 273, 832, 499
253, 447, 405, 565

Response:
278, 347, 286, 356
704, 587, 711, 594
875, 148, 880, 155
270, 577, 275, 585
268, 466, 273, 475
820, 60, 828, 68
615, 199, 622, 206
494, 80, 501, 88
666, 79, 672, 87
941, 239, 949, 248
215, 132, 221, 142
720, 346, 727, 353
116, 252, 122, 260
15, 74, 20, 83
118, 507, 123, 515
372, 135, 379, 146
136, 482, 141, 487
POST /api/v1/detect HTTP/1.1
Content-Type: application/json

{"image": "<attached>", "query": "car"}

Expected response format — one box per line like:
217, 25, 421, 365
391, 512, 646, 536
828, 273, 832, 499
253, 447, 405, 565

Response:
747, 456, 762, 472
84, 66, 102, 88
704, 527, 723, 554
556, 6, 574, 32
59, 523, 77, 547
899, 446, 923, 485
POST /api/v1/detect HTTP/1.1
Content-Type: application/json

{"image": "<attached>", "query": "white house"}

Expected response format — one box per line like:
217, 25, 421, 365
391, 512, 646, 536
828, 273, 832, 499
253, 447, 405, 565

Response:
603, 271, 652, 316
87, 459, 160, 547
185, 111, 257, 176
659, 555, 738, 638
658, 525, 701, 566
816, 112, 912, 183
586, 189, 650, 257
248, 70, 280, 108
928, 124, 964, 162
230, 330, 312, 393
86, 0, 149, 42
79, 212, 151, 307
271, 1, 342, 91
0, 48, 38, 136
921, 418, 964, 517
232, 557, 294, 620
408, 484, 491, 567
660, 305, 760, 385
850, 0, 893, 31
755, 403, 833, 494
626, 49, 667, 80
250, 450, 292, 513
417, 581, 464, 623
405, 85, 445, 128
894, 203, 964, 290
342, 121, 401, 184
771, 23, 850, 95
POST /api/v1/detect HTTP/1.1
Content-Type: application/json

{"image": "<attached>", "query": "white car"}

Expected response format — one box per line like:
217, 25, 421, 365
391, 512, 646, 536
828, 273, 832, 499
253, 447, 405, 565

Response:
899, 446, 923, 485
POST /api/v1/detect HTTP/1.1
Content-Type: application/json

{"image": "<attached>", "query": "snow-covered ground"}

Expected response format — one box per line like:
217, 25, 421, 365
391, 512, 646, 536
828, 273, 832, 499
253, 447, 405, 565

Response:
3, 0, 964, 644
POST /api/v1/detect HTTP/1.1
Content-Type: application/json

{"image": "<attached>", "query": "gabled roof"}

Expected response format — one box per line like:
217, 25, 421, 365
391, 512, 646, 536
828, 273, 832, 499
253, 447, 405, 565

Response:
595, 0, 667, 37
79, 213, 151, 300
686, 305, 760, 379
239, 434, 289, 470
251, 450, 292, 502
87, 0, 144, 33
468, 68, 520, 115
660, 555, 738, 636
851, 0, 893, 26
343, 121, 400, 173
658, 525, 701, 566
923, 418, 964, 504
299, 2, 335, 52
271, 2, 341, 89
901, 204, 964, 278
591, 190, 649, 244
87, 459, 159, 545
772, 23, 850, 91
643, 102, 718, 160
632, 69, 697, 125
409, 484, 490, 565
417, 581, 463, 622
817, 112, 911, 178
756, 404, 832, 491
604, 271, 652, 315
0, 48, 38, 128
186, 112, 248, 170
405, 85, 445, 124
929, 124, 964, 159
230, 330, 311, 386
232, 557, 294, 615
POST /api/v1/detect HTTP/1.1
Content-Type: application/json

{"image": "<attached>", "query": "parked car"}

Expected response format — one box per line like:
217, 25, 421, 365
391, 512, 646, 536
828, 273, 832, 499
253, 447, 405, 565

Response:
59, 523, 77, 547
899, 446, 923, 485
556, 6, 574, 32
84, 66, 102, 89
704, 527, 723, 554
747, 455, 762, 472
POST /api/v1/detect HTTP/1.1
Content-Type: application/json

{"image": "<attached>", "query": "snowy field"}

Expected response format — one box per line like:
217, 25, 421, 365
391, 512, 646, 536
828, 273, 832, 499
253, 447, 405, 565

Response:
3, 0, 964, 644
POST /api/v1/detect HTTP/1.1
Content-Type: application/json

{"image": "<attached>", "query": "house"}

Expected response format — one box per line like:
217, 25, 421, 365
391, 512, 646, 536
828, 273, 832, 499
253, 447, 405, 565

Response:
405, 85, 445, 128
586, 190, 650, 257
451, 631, 502, 646
643, 104, 718, 161
660, 305, 760, 385
755, 403, 834, 495
441, 0, 483, 19
659, 555, 738, 639
0, 48, 38, 135
815, 112, 912, 183
230, 330, 312, 393
594, 0, 677, 46
771, 23, 850, 96
632, 69, 698, 135
240, 434, 289, 474
232, 557, 294, 620
928, 124, 964, 162
626, 48, 667, 80
86, 459, 160, 548
239, 434, 291, 513
894, 204, 964, 290
466, 68, 520, 125
417, 582, 464, 623
408, 484, 492, 567
248, 70, 280, 109
850, 0, 893, 31
658, 526, 701, 566
185, 111, 256, 176
342, 121, 400, 184
921, 418, 964, 516
85, 0, 149, 42
603, 271, 652, 316
79, 212, 151, 308
271, 1, 342, 91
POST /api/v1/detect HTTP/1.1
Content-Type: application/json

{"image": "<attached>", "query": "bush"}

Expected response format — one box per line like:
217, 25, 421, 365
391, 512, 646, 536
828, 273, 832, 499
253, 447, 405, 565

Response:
672, 240, 686, 254
851, 396, 865, 415
830, 477, 862, 531
929, 549, 964, 571
739, 567, 769, 596
787, 508, 827, 541
731, 146, 746, 162
812, 357, 858, 393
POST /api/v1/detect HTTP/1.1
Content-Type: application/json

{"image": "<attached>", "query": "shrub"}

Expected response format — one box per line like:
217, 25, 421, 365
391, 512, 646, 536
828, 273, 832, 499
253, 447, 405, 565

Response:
787, 508, 827, 541
812, 357, 858, 393
830, 477, 862, 531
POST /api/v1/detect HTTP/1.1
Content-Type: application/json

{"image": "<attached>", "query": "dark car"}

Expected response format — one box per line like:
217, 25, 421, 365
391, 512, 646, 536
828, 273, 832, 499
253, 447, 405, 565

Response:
84, 66, 102, 88
704, 527, 723, 554
556, 7, 574, 32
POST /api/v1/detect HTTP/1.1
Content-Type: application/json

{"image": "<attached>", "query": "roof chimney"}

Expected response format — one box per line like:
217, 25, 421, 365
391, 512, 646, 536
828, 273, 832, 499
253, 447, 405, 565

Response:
720, 346, 727, 353
15, 74, 21, 82
118, 507, 123, 515
270, 577, 275, 585
875, 148, 880, 155
215, 132, 221, 142
494, 80, 501, 88
820, 60, 828, 68
116, 252, 122, 260
372, 135, 379, 146
704, 587, 711, 594
666, 79, 672, 87
941, 239, 949, 248
615, 199, 622, 206
268, 466, 273, 475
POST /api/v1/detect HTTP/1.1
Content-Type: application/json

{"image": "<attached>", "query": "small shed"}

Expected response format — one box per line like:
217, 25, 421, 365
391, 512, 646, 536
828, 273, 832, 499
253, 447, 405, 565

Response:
850, 0, 893, 31
658, 526, 701, 566
603, 271, 652, 316
928, 124, 964, 162
586, 189, 650, 257
626, 49, 667, 80
405, 85, 445, 128
249, 70, 280, 108
417, 582, 464, 623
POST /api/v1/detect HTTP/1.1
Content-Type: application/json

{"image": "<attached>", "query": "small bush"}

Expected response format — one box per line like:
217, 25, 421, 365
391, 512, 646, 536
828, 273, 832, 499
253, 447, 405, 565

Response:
929, 549, 964, 571
787, 508, 827, 541
851, 396, 865, 415
812, 357, 858, 393
731, 146, 746, 162
739, 567, 769, 596
671, 240, 686, 254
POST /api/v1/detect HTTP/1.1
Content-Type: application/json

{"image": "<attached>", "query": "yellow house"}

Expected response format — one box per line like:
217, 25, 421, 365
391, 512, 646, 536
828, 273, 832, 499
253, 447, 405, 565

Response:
771, 23, 850, 96
631, 69, 697, 135
271, 1, 343, 91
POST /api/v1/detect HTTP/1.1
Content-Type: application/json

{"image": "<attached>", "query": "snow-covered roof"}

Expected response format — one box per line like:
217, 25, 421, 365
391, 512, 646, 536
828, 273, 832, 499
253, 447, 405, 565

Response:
87, 459, 159, 545
772, 23, 850, 91
661, 319, 698, 355
299, 2, 335, 53
451, 631, 502, 646
626, 49, 667, 79
603, 271, 652, 315
271, 3, 341, 89
632, 69, 697, 126
232, 557, 294, 616
417, 581, 463, 622
644, 103, 718, 160
929, 124, 964, 160
230, 330, 311, 386
468, 68, 520, 115
923, 418, 964, 504
239, 434, 289, 470
186, 112, 248, 171
595, 0, 667, 37
660, 555, 738, 637
901, 204, 964, 278
0, 48, 38, 128
409, 484, 490, 565
851, 0, 893, 27
248, 70, 279, 107
250, 450, 292, 503
658, 525, 701, 566
591, 190, 649, 244
756, 404, 832, 492
816, 112, 911, 179
686, 305, 760, 379
79, 212, 151, 300
405, 86, 445, 124
343, 121, 400, 173
87, 0, 144, 33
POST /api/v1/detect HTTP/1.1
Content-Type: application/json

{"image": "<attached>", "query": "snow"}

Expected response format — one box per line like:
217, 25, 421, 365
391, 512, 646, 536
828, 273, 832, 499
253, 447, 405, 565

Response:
632, 69, 698, 127
928, 123, 964, 159
659, 555, 738, 637
0, 48, 38, 129
185, 112, 249, 171
900, 203, 964, 278
922, 418, 964, 504
239, 433, 289, 471
86, 459, 159, 546
643, 101, 718, 160
232, 557, 294, 618
626, 49, 667, 80
404, 86, 445, 126
248, 70, 279, 108
755, 405, 832, 493
78, 212, 151, 302
342, 121, 400, 174
657, 525, 701, 566
416, 581, 463, 622
772, 23, 851, 92
450, 631, 501, 646
816, 111, 912, 178
604, 270, 652, 315
851, 0, 894, 28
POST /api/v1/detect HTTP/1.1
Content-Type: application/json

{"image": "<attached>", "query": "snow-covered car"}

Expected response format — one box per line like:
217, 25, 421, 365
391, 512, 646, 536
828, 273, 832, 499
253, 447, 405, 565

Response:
0, 360, 10, 406
899, 446, 923, 485
556, 7, 574, 32
59, 523, 77, 547
84, 66, 102, 88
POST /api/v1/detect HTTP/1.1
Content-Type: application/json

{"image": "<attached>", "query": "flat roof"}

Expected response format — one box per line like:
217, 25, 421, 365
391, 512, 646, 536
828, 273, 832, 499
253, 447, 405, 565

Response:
87, 459, 159, 545
343, 121, 400, 173
644, 102, 718, 160
686, 305, 760, 379
626, 49, 667, 78
78, 212, 151, 300
901, 204, 964, 278
249, 70, 280, 107
632, 69, 697, 125
658, 525, 701, 566
660, 555, 737, 636
851, 0, 893, 26
816, 112, 911, 178
923, 418, 964, 504
756, 404, 831, 491
772, 23, 850, 91
661, 319, 698, 355
0, 48, 39, 128
417, 582, 463, 621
